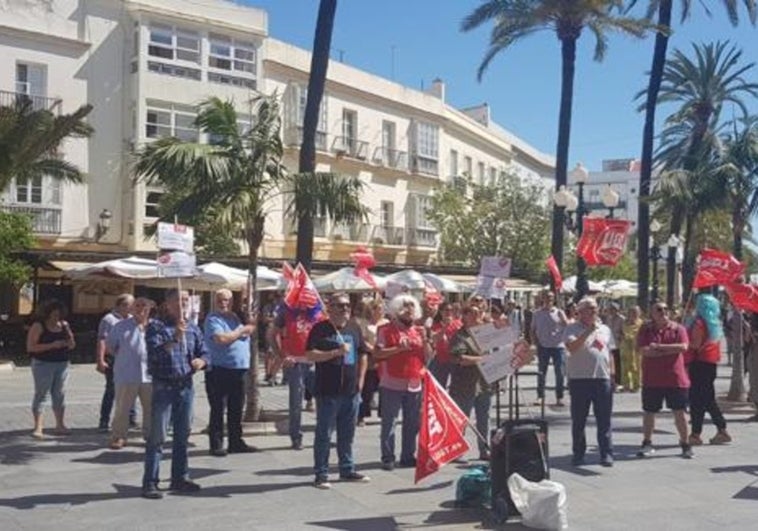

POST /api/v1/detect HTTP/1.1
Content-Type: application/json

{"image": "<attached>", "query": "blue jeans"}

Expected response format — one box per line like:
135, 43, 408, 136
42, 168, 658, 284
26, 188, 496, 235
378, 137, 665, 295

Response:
569, 379, 613, 459
142, 379, 194, 489
31, 359, 69, 415
379, 387, 421, 464
285, 362, 315, 444
451, 390, 492, 455
537, 346, 565, 400
313, 393, 360, 478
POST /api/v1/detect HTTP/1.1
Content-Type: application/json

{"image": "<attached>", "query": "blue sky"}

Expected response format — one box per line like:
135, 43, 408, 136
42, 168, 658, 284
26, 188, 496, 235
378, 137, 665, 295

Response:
243, 0, 758, 173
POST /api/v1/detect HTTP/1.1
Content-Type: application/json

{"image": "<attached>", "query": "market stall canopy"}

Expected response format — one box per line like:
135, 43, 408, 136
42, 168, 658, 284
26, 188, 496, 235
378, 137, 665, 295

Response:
313, 267, 386, 293
600, 279, 638, 298
65, 257, 282, 291
422, 273, 471, 293
384, 269, 426, 291
559, 275, 606, 294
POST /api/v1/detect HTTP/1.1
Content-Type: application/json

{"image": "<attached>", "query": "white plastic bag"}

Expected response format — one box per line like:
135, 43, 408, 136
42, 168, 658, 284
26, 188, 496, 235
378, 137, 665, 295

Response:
507, 473, 568, 530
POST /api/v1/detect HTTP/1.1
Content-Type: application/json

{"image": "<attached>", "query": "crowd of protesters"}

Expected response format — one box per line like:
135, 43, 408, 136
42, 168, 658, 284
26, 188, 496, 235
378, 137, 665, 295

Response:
25, 284, 748, 499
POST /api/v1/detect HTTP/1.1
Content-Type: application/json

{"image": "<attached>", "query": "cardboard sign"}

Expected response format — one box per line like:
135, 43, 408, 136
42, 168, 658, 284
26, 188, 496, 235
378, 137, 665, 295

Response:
479, 256, 512, 279
157, 222, 195, 253
157, 251, 197, 278
468, 322, 521, 384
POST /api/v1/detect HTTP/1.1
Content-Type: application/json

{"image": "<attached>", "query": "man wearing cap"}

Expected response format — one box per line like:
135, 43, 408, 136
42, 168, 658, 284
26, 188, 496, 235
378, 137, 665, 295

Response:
564, 298, 615, 467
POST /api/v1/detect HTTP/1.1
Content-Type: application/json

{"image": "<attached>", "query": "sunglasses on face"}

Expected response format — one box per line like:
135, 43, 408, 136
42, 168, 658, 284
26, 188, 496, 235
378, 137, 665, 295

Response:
654, 306, 668, 313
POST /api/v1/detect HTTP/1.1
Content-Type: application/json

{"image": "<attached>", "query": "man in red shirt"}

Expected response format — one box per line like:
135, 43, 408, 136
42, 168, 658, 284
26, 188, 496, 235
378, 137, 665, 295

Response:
636, 302, 693, 459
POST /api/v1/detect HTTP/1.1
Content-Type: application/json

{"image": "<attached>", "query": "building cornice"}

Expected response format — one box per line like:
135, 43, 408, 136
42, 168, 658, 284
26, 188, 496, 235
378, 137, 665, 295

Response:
126, 1, 267, 38
0, 24, 91, 52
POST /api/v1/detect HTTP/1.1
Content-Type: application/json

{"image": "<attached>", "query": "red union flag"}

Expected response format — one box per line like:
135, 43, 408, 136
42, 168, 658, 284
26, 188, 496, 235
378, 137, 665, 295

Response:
726, 282, 758, 313
576, 218, 632, 266
545, 255, 563, 291
415, 372, 470, 483
693, 248, 745, 289
350, 246, 378, 289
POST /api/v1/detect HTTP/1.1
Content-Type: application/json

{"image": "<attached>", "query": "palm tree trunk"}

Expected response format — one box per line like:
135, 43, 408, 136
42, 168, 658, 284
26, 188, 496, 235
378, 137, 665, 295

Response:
637, 0, 672, 311
551, 35, 577, 274
681, 211, 696, 300
296, 0, 337, 273
728, 209, 747, 401
732, 209, 744, 261
244, 216, 265, 422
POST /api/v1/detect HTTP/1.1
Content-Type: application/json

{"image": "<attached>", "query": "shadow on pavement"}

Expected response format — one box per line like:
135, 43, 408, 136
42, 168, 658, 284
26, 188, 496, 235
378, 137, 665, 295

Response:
385, 480, 452, 495
306, 516, 399, 530
0, 483, 140, 510
171, 480, 313, 498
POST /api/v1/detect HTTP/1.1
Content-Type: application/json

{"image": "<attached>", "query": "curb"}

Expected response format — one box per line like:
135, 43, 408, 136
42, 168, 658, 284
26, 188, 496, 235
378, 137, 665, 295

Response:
0, 361, 15, 372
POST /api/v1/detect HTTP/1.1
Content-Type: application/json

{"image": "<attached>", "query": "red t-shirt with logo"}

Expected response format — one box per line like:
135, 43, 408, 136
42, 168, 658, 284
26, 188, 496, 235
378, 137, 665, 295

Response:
637, 321, 690, 388
432, 319, 462, 364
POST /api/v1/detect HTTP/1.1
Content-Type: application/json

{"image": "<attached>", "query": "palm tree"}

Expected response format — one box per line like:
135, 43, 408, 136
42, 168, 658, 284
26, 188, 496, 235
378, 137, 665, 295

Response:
0, 99, 93, 192
296, 0, 338, 272
134, 95, 366, 421
462, 0, 651, 273
654, 41, 758, 303
630, 0, 756, 311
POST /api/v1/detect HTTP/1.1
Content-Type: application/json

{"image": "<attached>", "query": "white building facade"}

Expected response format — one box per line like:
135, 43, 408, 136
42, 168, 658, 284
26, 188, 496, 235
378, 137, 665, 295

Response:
0, 0, 555, 267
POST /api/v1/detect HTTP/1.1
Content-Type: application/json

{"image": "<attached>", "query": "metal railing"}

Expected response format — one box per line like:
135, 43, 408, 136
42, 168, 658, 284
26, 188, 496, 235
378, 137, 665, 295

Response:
370, 225, 404, 246
405, 227, 437, 248
1, 204, 62, 234
0, 90, 62, 113
285, 125, 328, 151
331, 222, 370, 242
331, 135, 369, 160
372, 147, 408, 171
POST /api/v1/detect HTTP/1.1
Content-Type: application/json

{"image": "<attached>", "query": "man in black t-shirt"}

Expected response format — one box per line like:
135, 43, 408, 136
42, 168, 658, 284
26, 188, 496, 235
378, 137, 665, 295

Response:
306, 292, 370, 489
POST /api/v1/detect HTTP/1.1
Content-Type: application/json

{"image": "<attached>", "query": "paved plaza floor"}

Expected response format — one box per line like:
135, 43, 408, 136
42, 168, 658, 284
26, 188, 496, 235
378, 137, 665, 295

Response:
0, 361, 756, 530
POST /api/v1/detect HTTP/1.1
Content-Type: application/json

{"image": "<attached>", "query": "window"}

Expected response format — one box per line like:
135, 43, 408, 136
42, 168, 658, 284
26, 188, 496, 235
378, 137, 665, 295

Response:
489, 167, 497, 187
380, 201, 394, 227
16, 62, 46, 97
145, 102, 198, 142
298, 86, 328, 133
413, 121, 439, 175
208, 72, 255, 90
148, 24, 200, 64
145, 190, 164, 219
412, 194, 433, 229
464, 156, 472, 179
450, 150, 458, 178
14, 176, 59, 205
477, 162, 485, 185
342, 109, 357, 146
147, 61, 201, 80
382, 121, 396, 151
209, 34, 256, 75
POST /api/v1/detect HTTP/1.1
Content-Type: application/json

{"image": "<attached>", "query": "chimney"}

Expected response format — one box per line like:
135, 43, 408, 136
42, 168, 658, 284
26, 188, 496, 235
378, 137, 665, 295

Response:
426, 78, 445, 101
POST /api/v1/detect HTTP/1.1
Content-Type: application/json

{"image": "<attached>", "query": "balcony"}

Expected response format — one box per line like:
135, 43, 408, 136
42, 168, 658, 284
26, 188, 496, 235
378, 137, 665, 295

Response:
370, 225, 404, 246
372, 147, 408, 171
410, 154, 439, 177
331, 222, 370, 242
405, 227, 437, 248
331, 136, 368, 160
0, 90, 61, 113
1, 204, 61, 234
284, 125, 328, 151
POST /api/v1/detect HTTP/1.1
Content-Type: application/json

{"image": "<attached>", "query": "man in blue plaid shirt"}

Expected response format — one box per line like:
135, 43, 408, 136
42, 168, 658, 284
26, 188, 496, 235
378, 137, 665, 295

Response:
142, 289, 209, 499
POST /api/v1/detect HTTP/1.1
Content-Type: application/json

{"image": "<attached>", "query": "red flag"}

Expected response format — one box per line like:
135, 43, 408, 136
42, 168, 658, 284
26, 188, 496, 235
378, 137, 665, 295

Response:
283, 263, 322, 312
415, 371, 470, 483
693, 248, 745, 289
726, 282, 758, 313
576, 218, 632, 266
350, 246, 378, 289
545, 255, 563, 291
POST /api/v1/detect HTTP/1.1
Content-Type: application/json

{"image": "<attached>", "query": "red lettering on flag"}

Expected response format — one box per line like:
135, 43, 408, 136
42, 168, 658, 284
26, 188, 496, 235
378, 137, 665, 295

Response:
545, 255, 563, 291
693, 248, 745, 289
576, 218, 632, 266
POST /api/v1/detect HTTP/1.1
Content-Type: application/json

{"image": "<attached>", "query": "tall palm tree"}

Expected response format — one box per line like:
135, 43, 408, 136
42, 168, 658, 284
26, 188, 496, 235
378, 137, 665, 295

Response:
0, 99, 93, 192
654, 41, 758, 303
296, 0, 338, 272
462, 0, 651, 273
134, 95, 365, 421
630, 0, 756, 310
723, 116, 758, 261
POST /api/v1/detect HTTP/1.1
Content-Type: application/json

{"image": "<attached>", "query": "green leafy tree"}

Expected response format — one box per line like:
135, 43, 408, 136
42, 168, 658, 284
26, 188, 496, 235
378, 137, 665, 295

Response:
628, 0, 756, 310
462, 0, 651, 273
0, 99, 93, 192
135, 95, 365, 421
722, 116, 758, 261
426, 174, 551, 280
0, 211, 34, 286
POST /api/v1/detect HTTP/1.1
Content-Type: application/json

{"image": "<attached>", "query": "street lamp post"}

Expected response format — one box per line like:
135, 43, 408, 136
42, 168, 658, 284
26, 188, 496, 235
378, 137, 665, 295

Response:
649, 219, 661, 303
572, 163, 589, 301
666, 234, 680, 309
601, 184, 620, 218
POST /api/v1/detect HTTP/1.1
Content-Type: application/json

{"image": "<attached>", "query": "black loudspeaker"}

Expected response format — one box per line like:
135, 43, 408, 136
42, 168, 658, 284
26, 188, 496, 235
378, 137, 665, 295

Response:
490, 419, 550, 518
